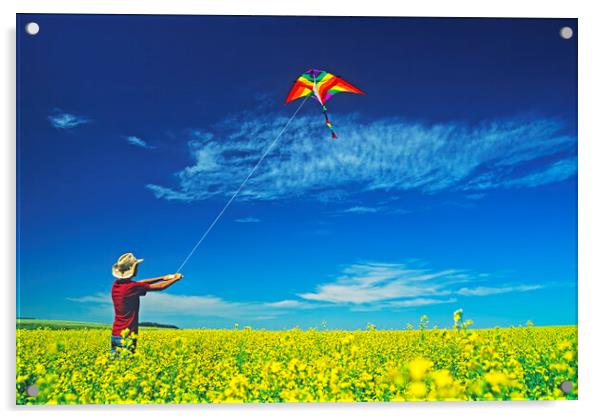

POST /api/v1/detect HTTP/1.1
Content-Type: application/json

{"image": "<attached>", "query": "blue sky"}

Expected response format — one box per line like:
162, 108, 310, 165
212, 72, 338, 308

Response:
17, 15, 577, 329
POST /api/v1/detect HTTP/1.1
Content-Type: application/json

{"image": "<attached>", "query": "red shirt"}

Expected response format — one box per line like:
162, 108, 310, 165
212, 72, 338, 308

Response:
111, 280, 151, 336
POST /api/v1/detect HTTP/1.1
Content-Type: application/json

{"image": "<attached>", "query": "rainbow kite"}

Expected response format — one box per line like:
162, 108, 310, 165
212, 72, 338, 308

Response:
285, 69, 365, 139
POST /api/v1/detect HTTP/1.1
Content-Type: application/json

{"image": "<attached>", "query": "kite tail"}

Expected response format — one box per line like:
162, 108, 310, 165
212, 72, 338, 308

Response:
322, 105, 337, 139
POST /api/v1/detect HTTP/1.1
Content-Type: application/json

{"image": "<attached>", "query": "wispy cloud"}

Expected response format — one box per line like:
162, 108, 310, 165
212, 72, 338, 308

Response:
331, 205, 409, 216
502, 158, 577, 188
146, 185, 194, 201
349, 298, 458, 312
234, 217, 261, 223
147, 112, 576, 203
384, 298, 458, 308
264, 299, 316, 309
297, 261, 545, 308
456, 284, 544, 296
48, 111, 91, 129
68, 262, 548, 322
465, 157, 577, 190
68, 292, 297, 320
126, 135, 155, 149
338, 206, 380, 214
67, 293, 107, 304
298, 262, 464, 305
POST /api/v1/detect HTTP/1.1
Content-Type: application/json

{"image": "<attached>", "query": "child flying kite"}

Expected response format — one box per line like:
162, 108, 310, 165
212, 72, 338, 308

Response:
173, 69, 365, 274
110, 252, 183, 353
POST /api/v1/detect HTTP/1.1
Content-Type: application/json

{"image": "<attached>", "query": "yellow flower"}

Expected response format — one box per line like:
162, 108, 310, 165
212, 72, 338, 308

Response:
408, 358, 432, 381
269, 361, 282, 373
453, 309, 464, 323
14, 310, 578, 404
431, 369, 453, 388
407, 382, 428, 398
485, 371, 508, 385
563, 351, 575, 362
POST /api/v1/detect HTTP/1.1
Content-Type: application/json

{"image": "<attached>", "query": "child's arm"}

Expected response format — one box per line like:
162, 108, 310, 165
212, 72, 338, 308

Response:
137, 275, 170, 284
149, 273, 183, 291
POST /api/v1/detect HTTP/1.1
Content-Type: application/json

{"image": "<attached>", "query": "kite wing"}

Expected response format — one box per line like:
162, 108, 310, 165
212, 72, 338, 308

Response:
285, 69, 364, 104
284, 76, 314, 104
314, 71, 364, 104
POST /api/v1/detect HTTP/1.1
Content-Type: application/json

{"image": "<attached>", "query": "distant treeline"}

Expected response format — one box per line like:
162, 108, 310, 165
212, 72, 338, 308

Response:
17, 319, 179, 330
139, 322, 179, 329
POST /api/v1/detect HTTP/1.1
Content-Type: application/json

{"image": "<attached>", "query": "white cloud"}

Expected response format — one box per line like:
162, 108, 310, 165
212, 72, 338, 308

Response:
331, 205, 409, 216
141, 293, 255, 318
67, 293, 107, 304
147, 113, 576, 202
264, 299, 315, 309
68, 262, 547, 322
126, 135, 154, 149
234, 217, 261, 223
385, 298, 458, 308
48, 111, 91, 129
68, 291, 316, 321
339, 206, 380, 214
465, 157, 577, 190
298, 262, 545, 307
456, 284, 544, 296
503, 158, 577, 188
298, 262, 463, 304
146, 184, 194, 201
350, 298, 458, 311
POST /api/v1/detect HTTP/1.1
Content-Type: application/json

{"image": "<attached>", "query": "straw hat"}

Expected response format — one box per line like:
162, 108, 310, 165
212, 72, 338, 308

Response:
112, 252, 144, 279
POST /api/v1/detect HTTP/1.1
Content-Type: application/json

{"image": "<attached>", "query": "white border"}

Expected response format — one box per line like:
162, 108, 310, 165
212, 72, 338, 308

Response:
3, 1, 600, 418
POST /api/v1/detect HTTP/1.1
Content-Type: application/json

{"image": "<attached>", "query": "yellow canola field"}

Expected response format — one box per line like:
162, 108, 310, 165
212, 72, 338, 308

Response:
16, 319, 577, 404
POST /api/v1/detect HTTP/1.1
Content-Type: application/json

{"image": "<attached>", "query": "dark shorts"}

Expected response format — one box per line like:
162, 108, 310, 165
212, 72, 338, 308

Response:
110, 335, 137, 354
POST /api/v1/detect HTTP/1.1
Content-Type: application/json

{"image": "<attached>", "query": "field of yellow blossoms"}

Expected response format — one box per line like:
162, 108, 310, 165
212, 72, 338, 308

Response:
16, 311, 577, 404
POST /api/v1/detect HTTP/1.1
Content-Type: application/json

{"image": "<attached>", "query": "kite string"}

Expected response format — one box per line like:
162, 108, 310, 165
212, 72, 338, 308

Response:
176, 95, 310, 273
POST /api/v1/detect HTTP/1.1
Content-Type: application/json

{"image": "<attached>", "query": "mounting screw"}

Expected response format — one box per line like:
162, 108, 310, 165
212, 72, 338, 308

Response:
559, 26, 573, 40
559, 380, 573, 394
26, 384, 39, 397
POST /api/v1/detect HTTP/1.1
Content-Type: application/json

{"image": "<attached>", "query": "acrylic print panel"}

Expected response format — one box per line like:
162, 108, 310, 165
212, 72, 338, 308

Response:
16, 14, 577, 404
